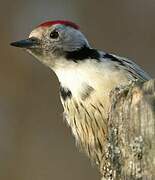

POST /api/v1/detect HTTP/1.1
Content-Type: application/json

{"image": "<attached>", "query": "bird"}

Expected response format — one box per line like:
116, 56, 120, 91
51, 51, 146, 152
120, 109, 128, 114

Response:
10, 20, 151, 174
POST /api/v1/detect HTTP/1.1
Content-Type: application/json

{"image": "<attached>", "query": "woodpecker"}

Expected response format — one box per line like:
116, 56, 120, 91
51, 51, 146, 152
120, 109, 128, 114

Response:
11, 20, 150, 172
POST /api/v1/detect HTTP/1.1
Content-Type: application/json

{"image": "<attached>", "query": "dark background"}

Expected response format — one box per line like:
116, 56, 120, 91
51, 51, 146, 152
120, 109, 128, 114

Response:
0, 0, 155, 179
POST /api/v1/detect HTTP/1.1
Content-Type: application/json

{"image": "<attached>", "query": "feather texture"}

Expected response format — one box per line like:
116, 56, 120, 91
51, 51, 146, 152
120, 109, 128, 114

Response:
58, 51, 151, 167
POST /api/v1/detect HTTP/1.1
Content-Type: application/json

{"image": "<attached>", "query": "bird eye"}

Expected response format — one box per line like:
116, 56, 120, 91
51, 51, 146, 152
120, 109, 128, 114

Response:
50, 30, 59, 39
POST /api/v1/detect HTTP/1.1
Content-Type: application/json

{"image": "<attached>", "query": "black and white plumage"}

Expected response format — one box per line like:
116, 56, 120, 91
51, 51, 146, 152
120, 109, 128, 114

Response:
11, 20, 151, 172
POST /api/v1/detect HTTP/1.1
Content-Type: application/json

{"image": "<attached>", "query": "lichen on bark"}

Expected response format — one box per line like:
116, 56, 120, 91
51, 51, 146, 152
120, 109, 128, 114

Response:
100, 79, 155, 180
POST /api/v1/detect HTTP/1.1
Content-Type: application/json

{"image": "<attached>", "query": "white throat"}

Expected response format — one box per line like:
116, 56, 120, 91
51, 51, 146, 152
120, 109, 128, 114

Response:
53, 59, 93, 98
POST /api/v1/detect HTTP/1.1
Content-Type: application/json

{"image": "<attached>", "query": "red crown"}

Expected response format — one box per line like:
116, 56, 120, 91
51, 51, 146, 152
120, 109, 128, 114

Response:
38, 20, 79, 30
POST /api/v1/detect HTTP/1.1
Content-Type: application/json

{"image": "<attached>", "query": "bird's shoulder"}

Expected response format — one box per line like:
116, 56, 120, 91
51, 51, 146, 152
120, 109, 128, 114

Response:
98, 51, 151, 81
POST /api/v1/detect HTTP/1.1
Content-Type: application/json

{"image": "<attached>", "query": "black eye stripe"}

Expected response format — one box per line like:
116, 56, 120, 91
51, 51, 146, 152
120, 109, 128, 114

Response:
50, 30, 59, 39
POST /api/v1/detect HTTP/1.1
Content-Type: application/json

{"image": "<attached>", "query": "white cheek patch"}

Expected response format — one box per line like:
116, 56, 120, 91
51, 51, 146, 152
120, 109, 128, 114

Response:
29, 27, 46, 39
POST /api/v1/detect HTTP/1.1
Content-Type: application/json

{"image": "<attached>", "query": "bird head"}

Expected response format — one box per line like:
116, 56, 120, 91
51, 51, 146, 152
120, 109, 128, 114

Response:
11, 20, 90, 68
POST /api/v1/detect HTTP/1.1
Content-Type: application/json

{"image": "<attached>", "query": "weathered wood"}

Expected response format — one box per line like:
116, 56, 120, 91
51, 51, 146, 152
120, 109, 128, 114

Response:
100, 79, 155, 180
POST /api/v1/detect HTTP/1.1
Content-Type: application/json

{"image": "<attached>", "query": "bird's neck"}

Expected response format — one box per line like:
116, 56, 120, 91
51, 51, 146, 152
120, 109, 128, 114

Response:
53, 59, 116, 125
64, 45, 100, 62
51, 46, 101, 98
53, 55, 130, 108
53, 59, 103, 100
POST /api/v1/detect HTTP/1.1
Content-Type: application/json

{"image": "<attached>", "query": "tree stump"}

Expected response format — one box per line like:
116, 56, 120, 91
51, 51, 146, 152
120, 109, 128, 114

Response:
101, 79, 155, 180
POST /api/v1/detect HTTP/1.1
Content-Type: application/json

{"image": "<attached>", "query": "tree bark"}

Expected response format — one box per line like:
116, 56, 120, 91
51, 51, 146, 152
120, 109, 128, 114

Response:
101, 79, 155, 180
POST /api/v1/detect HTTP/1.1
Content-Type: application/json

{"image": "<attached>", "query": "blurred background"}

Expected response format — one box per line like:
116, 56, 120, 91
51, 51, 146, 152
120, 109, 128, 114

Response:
0, 0, 155, 179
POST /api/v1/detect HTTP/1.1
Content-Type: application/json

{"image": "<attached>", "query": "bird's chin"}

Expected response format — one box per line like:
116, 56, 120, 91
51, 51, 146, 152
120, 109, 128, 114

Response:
26, 48, 33, 54
26, 48, 35, 56
25, 48, 42, 61
26, 47, 42, 56
25, 48, 52, 67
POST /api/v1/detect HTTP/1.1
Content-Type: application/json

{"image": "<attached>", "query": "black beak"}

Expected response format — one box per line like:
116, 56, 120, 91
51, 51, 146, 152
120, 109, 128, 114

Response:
10, 37, 40, 48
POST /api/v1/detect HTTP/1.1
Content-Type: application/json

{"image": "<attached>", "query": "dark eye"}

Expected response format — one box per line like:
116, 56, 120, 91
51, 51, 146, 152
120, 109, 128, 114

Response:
50, 30, 59, 39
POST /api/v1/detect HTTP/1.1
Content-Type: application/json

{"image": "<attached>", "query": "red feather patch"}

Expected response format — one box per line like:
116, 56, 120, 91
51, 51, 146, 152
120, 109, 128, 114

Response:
37, 20, 79, 29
